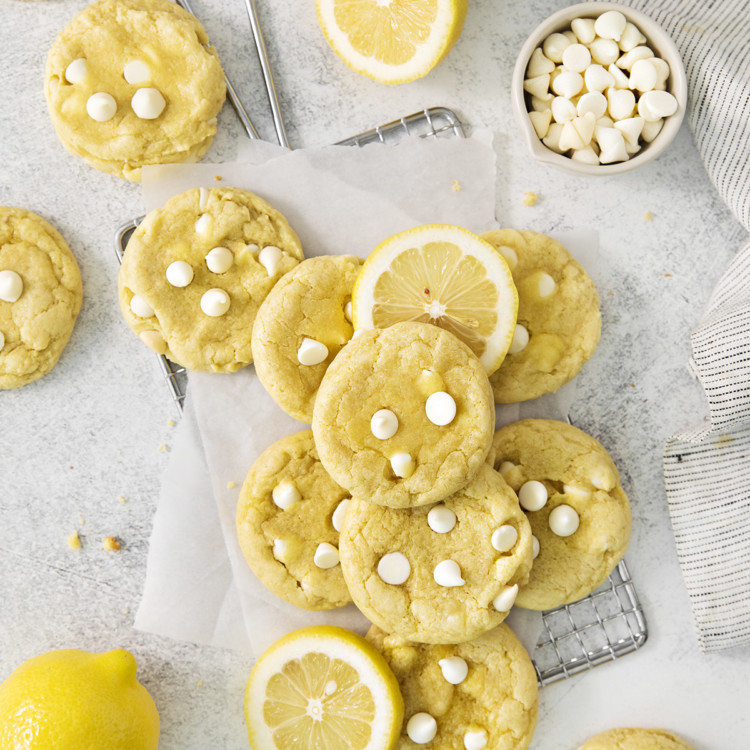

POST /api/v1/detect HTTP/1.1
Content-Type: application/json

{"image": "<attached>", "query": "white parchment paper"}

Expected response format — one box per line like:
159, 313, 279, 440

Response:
134, 134, 597, 657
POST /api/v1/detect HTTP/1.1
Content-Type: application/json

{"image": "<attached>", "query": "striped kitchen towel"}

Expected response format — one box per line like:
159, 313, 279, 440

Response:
607, 0, 750, 650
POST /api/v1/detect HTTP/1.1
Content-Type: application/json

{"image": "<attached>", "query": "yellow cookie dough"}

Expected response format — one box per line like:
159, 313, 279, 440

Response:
0, 207, 82, 389
578, 728, 696, 750
368, 624, 538, 750
118, 186, 303, 373
236, 430, 352, 611
45, 0, 226, 181
252, 255, 362, 423
481, 229, 601, 403
340, 465, 533, 643
490, 419, 631, 610
312, 321, 494, 508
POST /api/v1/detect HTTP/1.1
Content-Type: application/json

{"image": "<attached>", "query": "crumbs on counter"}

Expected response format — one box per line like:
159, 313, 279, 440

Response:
67, 530, 81, 550
158, 444, 169, 453
451, 179, 462, 192
523, 191, 538, 206
166, 419, 175, 427
644, 211, 654, 221
197, 679, 204, 687
664, 273, 672, 277
214, 175, 223, 181
117, 495, 127, 504
227, 481, 237, 489
102, 536, 121, 551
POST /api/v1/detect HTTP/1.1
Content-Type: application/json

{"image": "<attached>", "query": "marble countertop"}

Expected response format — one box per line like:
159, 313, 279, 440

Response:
2, 0, 748, 748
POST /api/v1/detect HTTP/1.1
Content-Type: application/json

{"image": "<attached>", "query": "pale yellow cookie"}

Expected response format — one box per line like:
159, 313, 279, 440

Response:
481, 229, 601, 403
45, 0, 226, 181
578, 727, 696, 750
312, 321, 494, 508
236, 430, 352, 611
118, 187, 303, 373
490, 419, 631, 610
252, 255, 362, 423
340, 465, 533, 643
368, 623, 538, 750
0, 207, 82, 389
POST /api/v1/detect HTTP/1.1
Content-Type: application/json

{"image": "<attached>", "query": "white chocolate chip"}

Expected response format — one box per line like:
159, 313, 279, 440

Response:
617, 45, 654, 71
498, 460, 515, 478
551, 96, 577, 124
258, 245, 283, 276
439, 656, 469, 685
562, 43, 591, 72
577, 91, 608, 118
427, 505, 457, 534
205, 246, 233, 274
129, 294, 154, 318
641, 118, 664, 142
536, 272, 556, 297
532, 535, 540, 559
607, 62, 631, 89
131, 87, 166, 119
0, 331, 4, 350
390, 452, 415, 478
272, 539, 288, 562
589, 38, 620, 65
551, 70, 583, 98
377, 552, 411, 584
571, 17, 596, 44
497, 245, 518, 268
425, 391, 456, 426
529, 109, 552, 139
492, 584, 519, 612
297, 337, 328, 366
530, 94, 553, 111
194, 214, 211, 234
123, 60, 150, 84
523, 74, 551, 99
344, 300, 353, 322
370, 409, 398, 440
406, 713, 437, 744
639, 89, 678, 119
464, 729, 488, 750
200, 288, 230, 317
559, 120, 585, 151
542, 122, 565, 153
607, 88, 636, 120
572, 112, 596, 145
526, 47, 555, 77
571, 145, 600, 165
518, 480, 548, 511
591, 468, 616, 490
650, 57, 671, 86
313, 542, 339, 569
0, 270, 23, 302
86, 92, 117, 122
139, 330, 167, 355
64, 58, 87, 84
272, 481, 301, 510
584, 64, 615, 92
619, 22, 647, 52
594, 10, 627, 41
629, 58, 658, 92
165, 260, 193, 288
564, 484, 592, 500
331, 499, 350, 532
548, 504, 581, 537
433, 560, 465, 587
508, 324, 529, 354
491, 525, 518, 552
598, 131, 629, 163
542, 32, 571, 63
199, 187, 209, 211
614, 116, 645, 147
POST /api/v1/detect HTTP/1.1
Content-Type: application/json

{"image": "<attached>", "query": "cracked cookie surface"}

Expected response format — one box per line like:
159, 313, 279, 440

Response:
118, 186, 303, 372
367, 623, 538, 750
252, 255, 362, 423
481, 229, 600, 403
312, 321, 494, 508
578, 728, 695, 750
490, 419, 631, 610
0, 207, 82, 389
340, 465, 533, 643
236, 429, 352, 611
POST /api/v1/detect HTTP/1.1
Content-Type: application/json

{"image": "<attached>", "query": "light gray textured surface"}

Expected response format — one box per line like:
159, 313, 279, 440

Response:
1, 1, 748, 748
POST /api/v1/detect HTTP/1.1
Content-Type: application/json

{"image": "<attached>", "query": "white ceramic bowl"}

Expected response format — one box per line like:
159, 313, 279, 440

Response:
512, 2, 687, 175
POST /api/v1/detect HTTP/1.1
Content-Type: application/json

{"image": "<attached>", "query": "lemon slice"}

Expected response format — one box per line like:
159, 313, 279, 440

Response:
352, 224, 518, 374
245, 626, 404, 750
315, 0, 468, 84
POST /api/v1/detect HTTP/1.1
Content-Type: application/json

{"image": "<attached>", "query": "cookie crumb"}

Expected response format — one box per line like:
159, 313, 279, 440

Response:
157, 444, 169, 453
523, 191, 538, 206
227, 481, 237, 489
644, 211, 654, 221
67, 530, 81, 550
197, 679, 204, 687
166, 419, 175, 427
117, 495, 128, 504
103, 536, 121, 551
664, 273, 672, 277
214, 175, 223, 181
451, 179, 462, 192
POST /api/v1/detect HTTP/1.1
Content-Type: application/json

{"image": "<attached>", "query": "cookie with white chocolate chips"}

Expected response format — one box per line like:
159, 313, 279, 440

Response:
367, 623, 538, 750
577, 727, 696, 750
339, 464, 533, 644
481, 229, 601, 403
490, 419, 631, 610
236, 430, 352, 611
118, 187, 303, 372
312, 321, 495, 508
252, 255, 363, 423
45, 0, 226, 181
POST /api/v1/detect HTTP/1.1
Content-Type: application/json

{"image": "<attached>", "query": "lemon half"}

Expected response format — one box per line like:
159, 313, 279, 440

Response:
315, 0, 468, 84
352, 224, 518, 374
245, 626, 403, 750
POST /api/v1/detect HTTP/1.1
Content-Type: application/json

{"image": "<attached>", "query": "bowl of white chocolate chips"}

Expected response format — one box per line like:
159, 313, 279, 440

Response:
512, 2, 687, 174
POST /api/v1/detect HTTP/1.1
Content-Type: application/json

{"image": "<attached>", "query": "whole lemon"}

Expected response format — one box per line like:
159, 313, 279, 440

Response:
0, 648, 160, 749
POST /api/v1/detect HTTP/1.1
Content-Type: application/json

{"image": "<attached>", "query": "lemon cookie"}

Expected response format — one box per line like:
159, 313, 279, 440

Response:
118, 187, 303, 372
312, 321, 494, 508
339, 465, 533, 643
490, 419, 631, 610
252, 255, 362, 423
578, 728, 696, 750
236, 430, 352, 611
368, 623, 538, 750
0, 207, 82, 389
45, 0, 226, 181
481, 229, 600, 403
